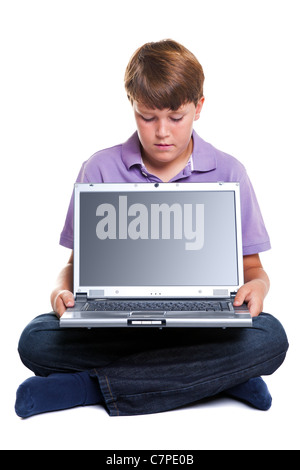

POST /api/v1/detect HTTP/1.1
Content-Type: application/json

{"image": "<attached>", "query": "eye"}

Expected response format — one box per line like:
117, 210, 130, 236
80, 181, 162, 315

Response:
170, 116, 183, 122
141, 116, 155, 122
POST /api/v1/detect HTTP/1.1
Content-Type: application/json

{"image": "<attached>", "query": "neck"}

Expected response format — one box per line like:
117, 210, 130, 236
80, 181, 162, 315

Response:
141, 138, 193, 182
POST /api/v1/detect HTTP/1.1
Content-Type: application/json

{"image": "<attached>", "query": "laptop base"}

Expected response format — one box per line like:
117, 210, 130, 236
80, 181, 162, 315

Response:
60, 300, 252, 328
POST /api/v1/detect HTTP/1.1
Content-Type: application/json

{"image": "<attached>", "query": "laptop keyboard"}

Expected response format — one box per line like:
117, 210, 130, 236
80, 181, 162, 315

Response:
84, 300, 232, 312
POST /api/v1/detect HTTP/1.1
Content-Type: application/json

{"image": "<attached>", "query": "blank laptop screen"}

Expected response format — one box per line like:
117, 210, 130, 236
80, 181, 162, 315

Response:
79, 191, 238, 287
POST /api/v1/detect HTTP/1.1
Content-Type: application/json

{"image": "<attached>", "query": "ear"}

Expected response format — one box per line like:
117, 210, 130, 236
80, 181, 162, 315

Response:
194, 97, 205, 121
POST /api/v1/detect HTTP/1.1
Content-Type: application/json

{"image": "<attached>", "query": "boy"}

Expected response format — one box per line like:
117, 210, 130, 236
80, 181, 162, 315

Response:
15, 40, 288, 418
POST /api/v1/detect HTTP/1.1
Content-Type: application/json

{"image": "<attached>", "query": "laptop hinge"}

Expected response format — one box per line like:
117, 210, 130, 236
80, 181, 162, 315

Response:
230, 291, 238, 299
75, 292, 88, 302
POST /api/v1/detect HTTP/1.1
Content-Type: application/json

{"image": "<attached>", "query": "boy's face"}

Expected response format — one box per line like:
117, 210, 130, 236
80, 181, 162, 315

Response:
133, 99, 204, 170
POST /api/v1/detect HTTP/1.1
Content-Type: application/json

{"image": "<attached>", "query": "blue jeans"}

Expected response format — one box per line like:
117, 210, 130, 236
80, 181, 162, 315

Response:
18, 312, 288, 416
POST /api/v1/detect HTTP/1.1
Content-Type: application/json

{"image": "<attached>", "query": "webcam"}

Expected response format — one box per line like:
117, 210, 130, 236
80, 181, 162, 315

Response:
154, 183, 159, 188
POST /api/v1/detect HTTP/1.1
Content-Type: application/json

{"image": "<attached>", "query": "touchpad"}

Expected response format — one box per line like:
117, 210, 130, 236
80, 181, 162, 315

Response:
130, 311, 166, 317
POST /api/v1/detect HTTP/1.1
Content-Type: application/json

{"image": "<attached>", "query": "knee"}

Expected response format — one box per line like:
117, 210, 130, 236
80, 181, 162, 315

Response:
253, 313, 289, 362
18, 313, 60, 376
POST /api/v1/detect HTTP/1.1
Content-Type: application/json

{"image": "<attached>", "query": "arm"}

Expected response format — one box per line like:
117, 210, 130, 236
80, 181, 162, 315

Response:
233, 253, 270, 317
50, 251, 75, 318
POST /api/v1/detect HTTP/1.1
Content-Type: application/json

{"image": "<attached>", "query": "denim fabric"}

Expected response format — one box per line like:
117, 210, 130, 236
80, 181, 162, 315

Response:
18, 312, 288, 416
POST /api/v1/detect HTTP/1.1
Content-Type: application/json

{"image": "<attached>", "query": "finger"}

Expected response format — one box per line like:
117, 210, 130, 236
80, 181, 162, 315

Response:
60, 291, 75, 308
54, 291, 74, 318
54, 296, 66, 318
233, 286, 249, 306
247, 298, 263, 317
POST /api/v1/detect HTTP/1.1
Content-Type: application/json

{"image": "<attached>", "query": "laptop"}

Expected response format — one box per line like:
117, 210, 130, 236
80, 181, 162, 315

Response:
60, 182, 252, 328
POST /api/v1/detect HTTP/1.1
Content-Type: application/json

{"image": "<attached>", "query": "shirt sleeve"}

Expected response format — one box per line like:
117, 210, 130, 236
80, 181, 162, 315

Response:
59, 162, 92, 249
239, 171, 271, 255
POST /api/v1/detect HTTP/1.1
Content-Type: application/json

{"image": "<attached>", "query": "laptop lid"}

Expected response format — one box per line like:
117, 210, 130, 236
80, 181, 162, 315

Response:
73, 182, 244, 299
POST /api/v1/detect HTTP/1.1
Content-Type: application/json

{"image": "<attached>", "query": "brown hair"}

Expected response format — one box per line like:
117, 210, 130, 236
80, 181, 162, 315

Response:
124, 39, 205, 111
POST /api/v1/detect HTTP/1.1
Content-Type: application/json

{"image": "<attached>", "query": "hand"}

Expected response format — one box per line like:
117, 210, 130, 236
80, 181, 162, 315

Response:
233, 280, 268, 317
51, 289, 74, 318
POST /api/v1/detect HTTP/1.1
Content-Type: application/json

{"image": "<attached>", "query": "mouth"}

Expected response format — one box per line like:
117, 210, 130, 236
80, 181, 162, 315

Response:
154, 143, 173, 149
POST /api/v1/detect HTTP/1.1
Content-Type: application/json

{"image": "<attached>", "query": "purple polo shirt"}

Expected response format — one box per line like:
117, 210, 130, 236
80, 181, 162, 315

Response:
60, 130, 271, 255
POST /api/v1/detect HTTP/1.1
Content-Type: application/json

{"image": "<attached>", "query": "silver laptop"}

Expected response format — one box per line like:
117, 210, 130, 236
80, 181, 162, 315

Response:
60, 182, 252, 328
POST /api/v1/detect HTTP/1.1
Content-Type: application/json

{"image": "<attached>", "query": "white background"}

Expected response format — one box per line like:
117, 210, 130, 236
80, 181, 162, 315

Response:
1, 0, 299, 450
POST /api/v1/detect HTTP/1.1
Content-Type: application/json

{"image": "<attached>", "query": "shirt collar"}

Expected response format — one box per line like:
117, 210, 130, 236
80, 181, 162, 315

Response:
121, 130, 217, 173
191, 130, 217, 172
121, 132, 144, 170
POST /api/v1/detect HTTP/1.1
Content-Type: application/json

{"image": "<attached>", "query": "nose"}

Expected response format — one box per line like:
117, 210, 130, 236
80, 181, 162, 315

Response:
155, 119, 170, 139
